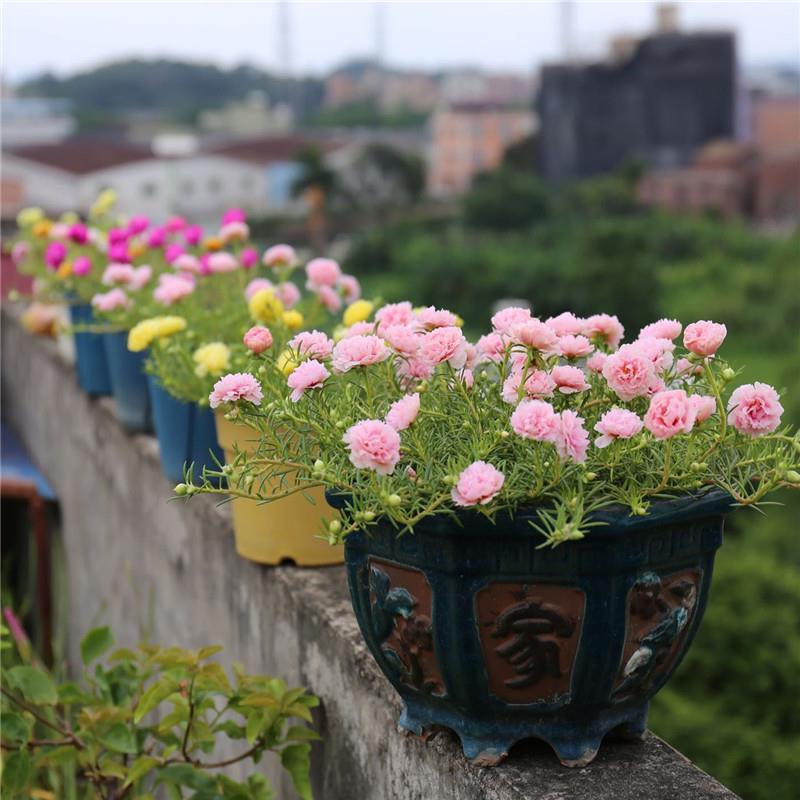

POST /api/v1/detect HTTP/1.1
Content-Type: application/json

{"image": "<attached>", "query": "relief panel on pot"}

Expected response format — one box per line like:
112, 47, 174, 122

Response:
612, 568, 701, 701
476, 583, 585, 705
367, 559, 446, 697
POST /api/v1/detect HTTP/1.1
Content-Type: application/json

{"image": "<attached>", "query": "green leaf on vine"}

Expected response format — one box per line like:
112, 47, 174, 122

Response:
80, 626, 114, 665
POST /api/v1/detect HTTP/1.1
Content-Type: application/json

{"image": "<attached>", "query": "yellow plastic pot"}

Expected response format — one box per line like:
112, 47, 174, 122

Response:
214, 411, 343, 566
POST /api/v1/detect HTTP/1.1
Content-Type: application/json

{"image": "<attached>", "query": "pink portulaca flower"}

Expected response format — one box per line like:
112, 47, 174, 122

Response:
382, 324, 420, 357
154, 273, 194, 306
220, 221, 250, 243
396, 356, 434, 385
602, 344, 656, 401
102, 262, 135, 286
511, 319, 559, 353
416, 306, 458, 330
208, 252, 238, 273
634, 336, 675, 372
586, 351, 608, 373
263, 244, 297, 269
332, 335, 389, 373
460, 368, 475, 389
165, 243, 185, 264
108, 242, 131, 263
551, 365, 590, 394
583, 314, 625, 349
127, 215, 149, 235
239, 247, 259, 269
276, 282, 301, 308
130, 265, 153, 290
546, 311, 584, 337
475, 332, 506, 364
339, 274, 361, 303
502, 369, 556, 405
418, 326, 467, 369
287, 359, 330, 402
91, 288, 130, 313
69, 223, 89, 244
147, 227, 167, 248
243, 326, 273, 354
639, 318, 682, 341
594, 408, 643, 448
289, 330, 334, 360
644, 390, 697, 440
376, 301, 414, 329
491, 306, 532, 336
45, 241, 67, 270
306, 258, 341, 290
554, 410, 590, 463
690, 394, 717, 423
559, 334, 594, 359
173, 254, 201, 274
245, 278, 273, 302
108, 228, 129, 246
683, 320, 727, 357
317, 285, 343, 312
510, 399, 559, 441
166, 215, 187, 232
209, 373, 263, 409
386, 393, 420, 431
11, 241, 30, 265
343, 419, 401, 475
72, 256, 92, 277
343, 321, 376, 338
221, 208, 246, 225
727, 382, 783, 437
451, 461, 505, 507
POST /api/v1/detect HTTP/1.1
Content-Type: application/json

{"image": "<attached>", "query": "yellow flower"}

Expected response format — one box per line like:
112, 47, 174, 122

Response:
59, 211, 79, 224
128, 316, 187, 352
16, 207, 44, 228
454, 315, 465, 328
332, 324, 348, 342
32, 220, 54, 238
249, 287, 284, 324
129, 241, 146, 259
193, 342, 231, 377
90, 189, 118, 218
276, 349, 299, 377
282, 309, 304, 331
203, 236, 223, 252
57, 261, 73, 279
343, 299, 374, 328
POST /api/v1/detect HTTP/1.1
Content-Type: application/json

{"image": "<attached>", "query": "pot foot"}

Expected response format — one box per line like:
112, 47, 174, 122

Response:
611, 706, 649, 741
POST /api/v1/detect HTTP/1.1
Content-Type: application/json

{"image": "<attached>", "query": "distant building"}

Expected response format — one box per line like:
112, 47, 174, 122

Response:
1, 96, 76, 147
198, 92, 294, 138
1, 135, 346, 225
639, 105, 800, 227
428, 102, 537, 196
537, 7, 736, 183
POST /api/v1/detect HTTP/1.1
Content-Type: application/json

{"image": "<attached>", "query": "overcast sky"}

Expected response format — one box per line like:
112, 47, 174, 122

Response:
3, 0, 799, 82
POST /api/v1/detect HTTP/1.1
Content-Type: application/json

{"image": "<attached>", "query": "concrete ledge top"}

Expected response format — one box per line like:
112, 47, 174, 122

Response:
1, 303, 739, 800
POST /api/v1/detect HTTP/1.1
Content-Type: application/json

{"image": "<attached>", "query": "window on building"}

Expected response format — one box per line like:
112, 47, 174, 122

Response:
208, 177, 222, 192
181, 179, 195, 194
241, 175, 254, 190
141, 181, 158, 198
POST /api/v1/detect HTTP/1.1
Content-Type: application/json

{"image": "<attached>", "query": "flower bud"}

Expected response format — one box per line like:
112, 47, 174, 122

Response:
328, 519, 342, 535
785, 470, 800, 484
174, 483, 188, 496
721, 367, 735, 381
363, 511, 376, 522
387, 494, 402, 507
584, 472, 597, 481
313, 459, 325, 473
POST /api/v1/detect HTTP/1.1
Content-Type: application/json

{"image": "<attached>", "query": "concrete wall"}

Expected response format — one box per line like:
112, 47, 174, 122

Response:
1, 304, 740, 800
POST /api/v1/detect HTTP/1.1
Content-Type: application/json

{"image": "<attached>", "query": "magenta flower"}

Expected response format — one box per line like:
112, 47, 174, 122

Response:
343, 420, 401, 475
166, 215, 187, 232
165, 243, 185, 264
451, 461, 505, 507
68, 223, 89, 244
147, 227, 167, 248
44, 241, 67, 270
221, 207, 246, 225
72, 256, 92, 277
183, 225, 203, 246
127, 215, 150, 235
239, 247, 259, 269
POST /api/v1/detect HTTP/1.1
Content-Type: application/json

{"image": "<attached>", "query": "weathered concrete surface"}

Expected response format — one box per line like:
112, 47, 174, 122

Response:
2, 303, 740, 800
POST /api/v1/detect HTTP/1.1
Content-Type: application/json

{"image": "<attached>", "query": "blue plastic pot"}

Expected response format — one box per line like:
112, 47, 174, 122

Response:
103, 333, 152, 433
69, 303, 111, 396
146, 375, 223, 483
335, 489, 732, 768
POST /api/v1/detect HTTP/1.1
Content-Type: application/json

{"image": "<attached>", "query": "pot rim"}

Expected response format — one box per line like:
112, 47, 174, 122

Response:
326, 487, 734, 540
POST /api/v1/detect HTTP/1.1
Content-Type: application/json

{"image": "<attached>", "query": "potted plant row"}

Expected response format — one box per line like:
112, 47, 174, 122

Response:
182, 301, 799, 766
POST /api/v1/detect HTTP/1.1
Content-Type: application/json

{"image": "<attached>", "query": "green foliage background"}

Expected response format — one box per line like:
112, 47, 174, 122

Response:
345, 168, 800, 800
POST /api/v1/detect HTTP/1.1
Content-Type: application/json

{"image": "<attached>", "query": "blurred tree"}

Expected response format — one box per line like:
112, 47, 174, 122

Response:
291, 146, 339, 252
462, 167, 550, 231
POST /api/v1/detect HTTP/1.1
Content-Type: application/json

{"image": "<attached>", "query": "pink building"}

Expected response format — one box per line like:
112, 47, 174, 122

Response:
428, 102, 536, 196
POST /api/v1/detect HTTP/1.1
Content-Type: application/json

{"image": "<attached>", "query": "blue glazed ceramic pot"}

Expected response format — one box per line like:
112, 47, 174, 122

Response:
334, 489, 731, 767
69, 303, 112, 396
103, 333, 152, 433
146, 375, 223, 484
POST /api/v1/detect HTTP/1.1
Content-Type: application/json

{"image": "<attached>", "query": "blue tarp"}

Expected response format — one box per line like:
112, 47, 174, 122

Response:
1, 422, 56, 501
